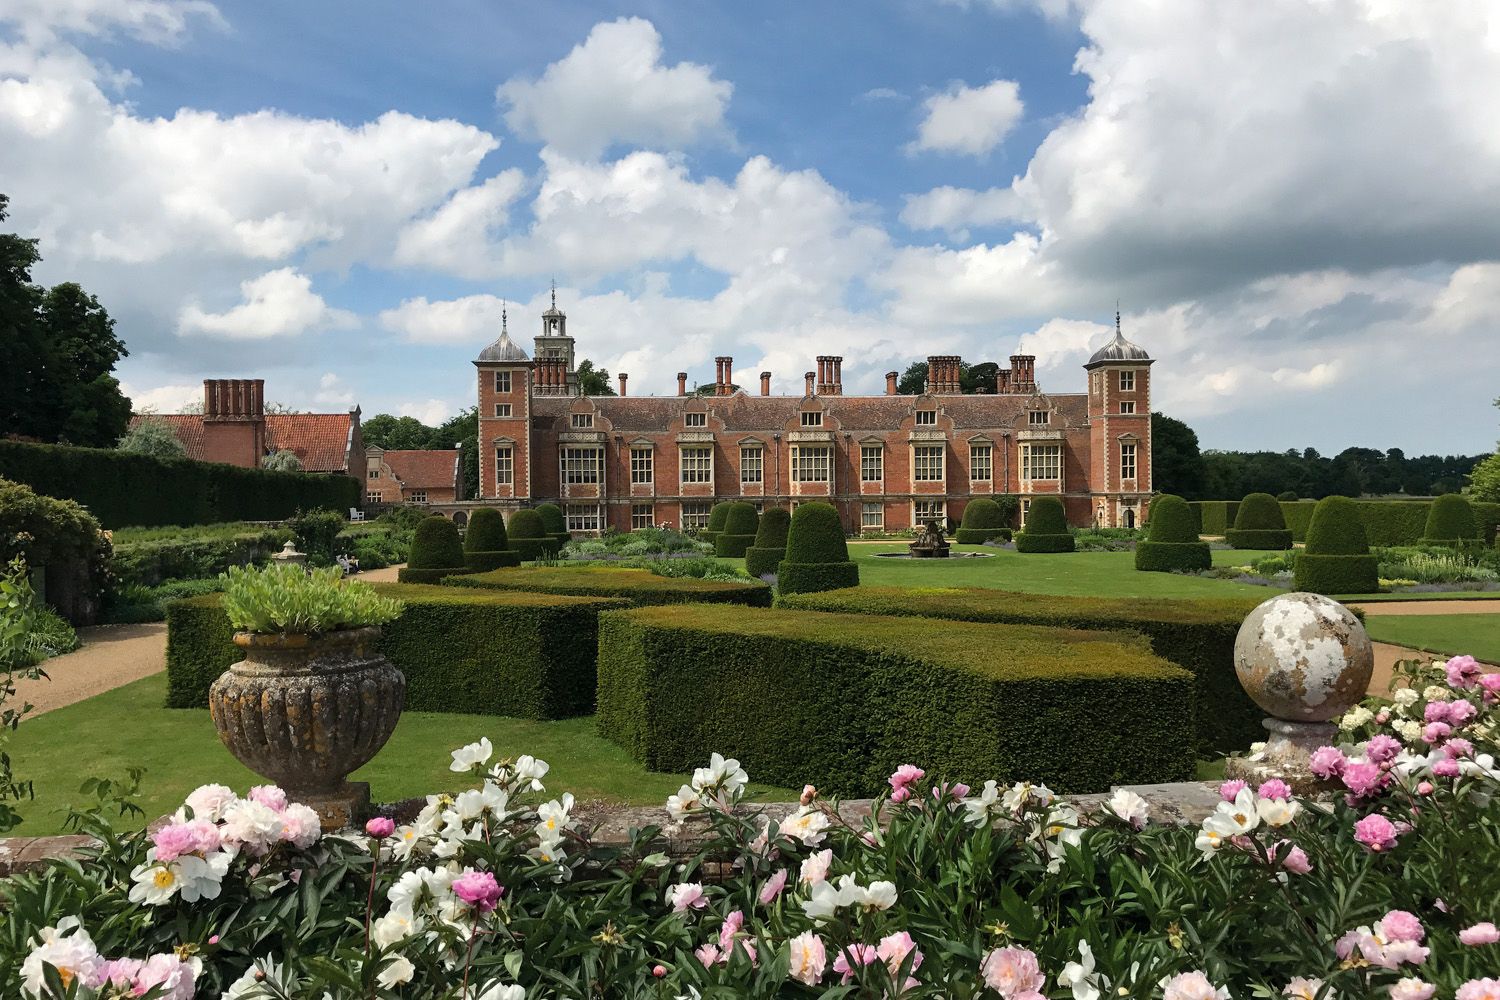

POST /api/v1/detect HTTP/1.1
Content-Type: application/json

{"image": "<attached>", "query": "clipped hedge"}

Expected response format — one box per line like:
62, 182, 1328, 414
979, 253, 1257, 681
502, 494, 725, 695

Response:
0, 439, 360, 530
1135, 494, 1210, 573
1201, 499, 1499, 547
463, 507, 520, 571
744, 507, 790, 578
1294, 495, 1378, 595
699, 502, 732, 545
596, 604, 1196, 796
1190, 501, 1240, 536
507, 508, 562, 561
1015, 496, 1075, 553
778, 586, 1266, 754
165, 584, 628, 717
398, 515, 467, 583
714, 502, 760, 559
954, 497, 1012, 544
443, 566, 772, 607
535, 503, 572, 548
777, 502, 857, 595
1421, 494, 1479, 545
776, 562, 861, 594
1226, 493, 1293, 550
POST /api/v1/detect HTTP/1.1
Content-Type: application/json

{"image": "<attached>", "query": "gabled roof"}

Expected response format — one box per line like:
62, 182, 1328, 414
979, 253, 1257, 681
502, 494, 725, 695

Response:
128, 414, 205, 456
381, 449, 459, 489
265, 414, 354, 473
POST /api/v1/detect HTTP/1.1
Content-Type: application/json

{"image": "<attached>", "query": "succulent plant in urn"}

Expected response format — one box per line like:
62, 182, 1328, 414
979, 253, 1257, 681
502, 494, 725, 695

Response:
209, 564, 405, 830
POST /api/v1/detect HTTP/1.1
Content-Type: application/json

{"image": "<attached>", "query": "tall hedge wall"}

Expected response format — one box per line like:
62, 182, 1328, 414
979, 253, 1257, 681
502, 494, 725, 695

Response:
778, 586, 1265, 754
443, 566, 773, 607
165, 584, 627, 718
596, 605, 1196, 796
1192, 498, 1500, 546
0, 440, 359, 530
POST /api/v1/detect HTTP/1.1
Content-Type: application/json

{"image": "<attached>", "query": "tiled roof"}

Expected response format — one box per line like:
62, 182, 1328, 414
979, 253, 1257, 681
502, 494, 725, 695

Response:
265, 414, 353, 473
382, 449, 459, 489
128, 414, 206, 458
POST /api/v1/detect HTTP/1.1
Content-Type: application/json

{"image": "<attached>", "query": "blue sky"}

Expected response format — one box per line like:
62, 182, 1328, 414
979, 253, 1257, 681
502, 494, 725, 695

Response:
2, 0, 1498, 453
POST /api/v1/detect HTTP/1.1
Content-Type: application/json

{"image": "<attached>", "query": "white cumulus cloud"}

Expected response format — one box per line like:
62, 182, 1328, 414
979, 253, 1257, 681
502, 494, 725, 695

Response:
177, 268, 356, 339
909, 79, 1023, 156
379, 294, 510, 346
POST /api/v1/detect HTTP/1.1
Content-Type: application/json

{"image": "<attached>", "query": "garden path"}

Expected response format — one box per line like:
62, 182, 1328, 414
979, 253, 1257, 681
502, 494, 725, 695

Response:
14, 623, 166, 718
1353, 599, 1500, 615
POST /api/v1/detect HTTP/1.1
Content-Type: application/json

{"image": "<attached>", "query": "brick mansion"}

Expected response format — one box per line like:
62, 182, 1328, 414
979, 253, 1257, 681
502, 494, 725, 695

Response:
471, 300, 1154, 535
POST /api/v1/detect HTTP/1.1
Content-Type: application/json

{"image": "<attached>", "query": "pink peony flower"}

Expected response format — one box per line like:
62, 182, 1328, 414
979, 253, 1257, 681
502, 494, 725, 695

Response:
695, 943, 723, 967
1379, 910, 1425, 943
1433, 758, 1461, 778
1417, 781, 1434, 795
1342, 761, 1385, 797
888, 764, 924, 793
277, 804, 321, 850
366, 816, 395, 838
1258, 779, 1292, 800
183, 783, 237, 823
758, 868, 788, 904
666, 882, 706, 912
247, 785, 287, 812
933, 781, 970, 802
1366, 735, 1403, 765
151, 823, 199, 863
452, 870, 504, 914
1445, 737, 1476, 759
1448, 699, 1478, 726
1310, 746, 1347, 779
1275, 840, 1312, 874
1219, 779, 1248, 802
876, 931, 924, 976
653, 964, 666, 978
131, 953, 196, 1000
1446, 655, 1482, 689
1478, 673, 1500, 702
1460, 922, 1500, 946
889, 786, 911, 804
980, 946, 1044, 1000
788, 931, 827, 986
1424, 702, 1453, 724
1354, 814, 1399, 853
718, 909, 745, 953
1161, 970, 1230, 1000
799, 849, 832, 886
800, 784, 818, 805
1456, 979, 1500, 1000
1376, 709, 1391, 724
832, 943, 878, 982
1391, 979, 1437, 1000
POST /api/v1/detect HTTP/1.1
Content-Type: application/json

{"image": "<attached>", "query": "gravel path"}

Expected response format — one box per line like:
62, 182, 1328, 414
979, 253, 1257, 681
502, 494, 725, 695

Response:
1353, 599, 1500, 616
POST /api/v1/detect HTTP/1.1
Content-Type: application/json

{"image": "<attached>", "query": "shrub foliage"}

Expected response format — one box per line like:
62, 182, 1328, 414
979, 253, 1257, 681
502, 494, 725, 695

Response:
462, 507, 520, 571
1135, 494, 1211, 573
505, 508, 561, 562
777, 502, 857, 594
699, 501, 733, 544
744, 506, 790, 577
1421, 493, 1478, 545
1295, 495, 1379, 594
1226, 492, 1293, 549
954, 497, 1013, 544
398, 515, 467, 584
443, 565, 772, 607
715, 501, 761, 558
1015, 497, 1075, 553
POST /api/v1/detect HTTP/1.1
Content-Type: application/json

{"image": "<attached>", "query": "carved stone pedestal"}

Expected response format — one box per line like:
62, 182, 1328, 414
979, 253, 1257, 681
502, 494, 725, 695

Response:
1225, 718, 1338, 796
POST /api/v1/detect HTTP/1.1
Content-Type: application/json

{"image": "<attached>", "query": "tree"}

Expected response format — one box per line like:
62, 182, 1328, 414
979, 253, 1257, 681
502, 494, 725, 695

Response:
896, 362, 928, 396
361, 414, 437, 451
117, 415, 187, 458
433, 407, 478, 500
576, 359, 616, 396
262, 450, 303, 472
896, 359, 1004, 395
1150, 413, 1208, 500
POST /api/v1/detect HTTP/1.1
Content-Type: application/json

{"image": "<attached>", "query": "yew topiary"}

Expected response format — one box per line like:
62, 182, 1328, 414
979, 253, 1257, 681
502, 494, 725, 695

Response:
1134, 494, 1210, 573
1421, 494, 1478, 546
463, 507, 520, 571
700, 502, 732, 544
715, 501, 761, 559
1294, 495, 1378, 594
1226, 492, 1293, 550
777, 502, 858, 594
398, 515, 468, 583
954, 498, 1012, 544
536, 503, 572, 548
1015, 496, 1075, 553
507, 508, 561, 562
745, 507, 791, 578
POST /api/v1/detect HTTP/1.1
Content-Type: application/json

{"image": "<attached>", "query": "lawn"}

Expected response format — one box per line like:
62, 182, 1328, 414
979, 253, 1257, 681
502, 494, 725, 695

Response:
1364, 612, 1500, 665
7, 673, 789, 837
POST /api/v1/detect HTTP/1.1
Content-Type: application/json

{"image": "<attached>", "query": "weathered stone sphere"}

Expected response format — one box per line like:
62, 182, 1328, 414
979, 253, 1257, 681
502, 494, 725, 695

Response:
1234, 592, 1373, 722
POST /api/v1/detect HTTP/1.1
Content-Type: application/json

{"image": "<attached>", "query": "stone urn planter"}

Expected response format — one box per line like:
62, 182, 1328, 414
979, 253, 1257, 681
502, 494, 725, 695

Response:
209, 626, 404, 831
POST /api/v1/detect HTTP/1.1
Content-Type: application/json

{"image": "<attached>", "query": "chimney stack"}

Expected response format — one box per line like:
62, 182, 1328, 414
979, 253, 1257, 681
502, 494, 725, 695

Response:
817, 356, 843, 395
830, 356, 843, 395
715, 356, 733, 396
804, 371, 816, 396
204, 379, 266, 420
618, 372, 628, 396
760, 372, 771, 396
677, 372, 688, 397
886, 371, 899, 396
1009, 355, 1036, 391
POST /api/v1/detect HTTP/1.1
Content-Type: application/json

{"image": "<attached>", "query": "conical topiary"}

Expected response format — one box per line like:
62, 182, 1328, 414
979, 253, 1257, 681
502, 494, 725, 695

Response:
1015, 496, 1075, 553
1294, 495, 1378, 594
1134, 495, 1211, 572
1226, 492, 1293, 550
745, 506, 791, 578
715, 501, 761, 559
776, 501, 859, 594
507, 508, 561, 562
954, 498, 1013, 544
398, 515, 469, 583
462, 507, 521, 571
536, 502, 572, 548
700, 502, 732, 544
1420, 494, 1478, 546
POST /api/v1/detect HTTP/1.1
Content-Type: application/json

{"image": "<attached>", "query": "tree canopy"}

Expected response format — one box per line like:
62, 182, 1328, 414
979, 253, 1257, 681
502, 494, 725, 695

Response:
896, 360, 1002, 396
362, 408, 478, 499
117, 415, 187, 459
576, 359, 616, 396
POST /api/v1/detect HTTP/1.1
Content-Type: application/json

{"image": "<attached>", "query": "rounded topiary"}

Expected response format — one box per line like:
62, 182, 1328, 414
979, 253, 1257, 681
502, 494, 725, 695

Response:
1015, 496, 1075, 553
1421, 494, 1478, 546
954, 498, 1013, 544
777, 502, 858, 594
715, 501, 761, 559
535, 503, 572, 548
398, 515, 468, 583
1277, 491, 1299, 502
462, 507, 520, 571
700, 502, 732, 544
1134, 494, 1211, 573
507, 508, 562, 562
744, 506, 791, 578
1226, 492, 1293, 550
1294, 495, 1378, 594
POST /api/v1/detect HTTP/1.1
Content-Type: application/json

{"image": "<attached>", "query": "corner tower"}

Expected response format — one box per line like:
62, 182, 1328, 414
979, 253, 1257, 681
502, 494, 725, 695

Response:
1084, 312, 1153, 527
475, 305, 534, 501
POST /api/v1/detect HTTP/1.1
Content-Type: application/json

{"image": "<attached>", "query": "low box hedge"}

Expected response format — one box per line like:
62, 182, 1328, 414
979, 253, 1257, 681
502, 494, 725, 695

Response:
165, 584, 628, 718
777, 586, 1266, 754
954, 527, 1011, 544
396, 566, 470, 584
1293, 553, 1381, 595
1014, 533, 1076, 553
1135, 541, 1211, 572
775, 561, 860, 595
1223, 528, 1294, 550
743, 546, 785, 578
715, 534, 757, 559
596, 604, 1197, 796
442, 566, 773, 607
464, 550, 523, 571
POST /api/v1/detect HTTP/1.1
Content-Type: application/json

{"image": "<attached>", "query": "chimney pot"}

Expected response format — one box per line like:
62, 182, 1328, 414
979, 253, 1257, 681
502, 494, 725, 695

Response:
885, 371, 899, 396
618, 372, 628, 396
677, 372, 688, 397
804, 371, 816, 396
760, 372, 771, 396
827, 356, 843, 396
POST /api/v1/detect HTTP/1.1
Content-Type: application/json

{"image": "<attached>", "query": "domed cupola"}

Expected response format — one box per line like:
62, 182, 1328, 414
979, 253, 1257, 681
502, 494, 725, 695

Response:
1085, 311, 1152, 368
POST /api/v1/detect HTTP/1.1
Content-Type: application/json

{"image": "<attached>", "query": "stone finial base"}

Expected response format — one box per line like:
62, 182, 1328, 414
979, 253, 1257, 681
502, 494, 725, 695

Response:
295, 781, 370, 832
1225, 718, 1338, 796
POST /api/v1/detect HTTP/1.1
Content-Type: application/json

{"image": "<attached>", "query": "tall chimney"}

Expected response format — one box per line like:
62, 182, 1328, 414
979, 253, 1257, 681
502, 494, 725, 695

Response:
618, 372, 628, 396
251, 379, 264, 418
677, 372, 688, 397
886, 371, 898, 396
815, 356, 828, 394
828, 357, 843, 396
925, 356, 942, 395
715, 356, 732, 396
760, 372, 771, 396
804, 371, 816, 396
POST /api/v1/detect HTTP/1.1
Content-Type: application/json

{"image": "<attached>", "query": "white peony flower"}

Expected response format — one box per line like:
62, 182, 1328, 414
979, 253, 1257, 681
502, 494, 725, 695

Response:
470, 983, 526, 1000
778, 806, 831, 847
690, 753, 748, 796
665, 784, 702, 820
1203, 789, 1261, 837
222, 956, 298, 1000
1104, 788, 1150, 830
376, 955, 416, 988
128, 849, 229, 905
1195, 827, 1224, 857
1256, 797, 1301, 828
1422, 685, 1451, 702
535, 793, 575, 840
1058, 940, 1109, 1000
450, 738, 494, 773
510, 754, 550, 791
372, 911, 426, 950
963, 779, 1001, 825
1393, 687, 1419, 709
181, 783, 238, 823
221, 798, 283, 854
1339, 706, 1374, 731
20, 917, 101, 999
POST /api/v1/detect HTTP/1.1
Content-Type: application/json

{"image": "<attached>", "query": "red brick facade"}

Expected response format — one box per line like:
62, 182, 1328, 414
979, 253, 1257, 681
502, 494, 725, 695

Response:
472, 312, 1153, 534
365, 447, 462, 504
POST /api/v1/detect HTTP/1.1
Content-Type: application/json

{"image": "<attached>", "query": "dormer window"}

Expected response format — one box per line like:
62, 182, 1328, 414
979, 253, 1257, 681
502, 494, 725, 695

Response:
915, 410, 936, 426
801, 411, 823, 427
571, 413, 593, 429
685, 412, 707, 427
1028, 411, 1050, 426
